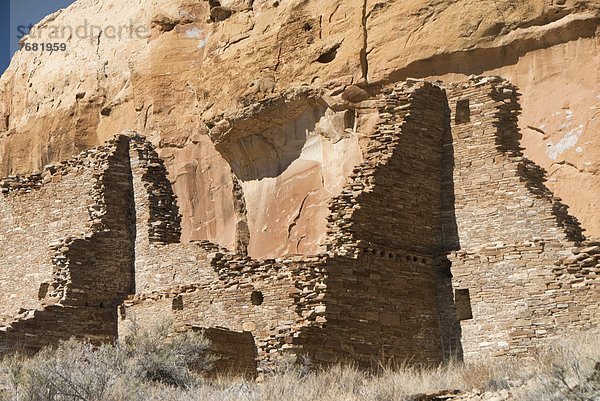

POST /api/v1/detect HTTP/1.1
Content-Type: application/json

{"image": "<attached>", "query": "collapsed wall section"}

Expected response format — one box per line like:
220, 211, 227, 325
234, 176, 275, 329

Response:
120, 134, 326, 371
118, 248, 327, 369
128, 134, 206, 294
327, 81, 448, 255
315, 81, 455, 365
444, 77, 599, 359
0, 164, 96, 321
121, 83, 456, 368
0, 135, 136, 351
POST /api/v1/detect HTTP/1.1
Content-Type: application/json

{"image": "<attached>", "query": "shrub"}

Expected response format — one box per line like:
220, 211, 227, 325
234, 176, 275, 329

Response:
0, 329, 597, 401
121, 320, 215, 387
0, 322, 213, 401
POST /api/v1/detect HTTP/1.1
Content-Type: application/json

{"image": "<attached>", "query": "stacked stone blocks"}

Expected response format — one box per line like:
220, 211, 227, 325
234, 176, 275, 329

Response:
0, 77, 596, 375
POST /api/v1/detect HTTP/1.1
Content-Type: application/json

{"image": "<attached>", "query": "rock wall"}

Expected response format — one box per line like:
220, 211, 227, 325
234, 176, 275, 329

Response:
0, 134, 261, 374
445, 77, 583, 248
0, 135, 136, 351
118, 250, 327, 368
0, 76, 597, 371
129, 134, 204, 294
448, 240, 600, 359
436, 35, 600, 238
0, 0, 597, 253
0, 166, 95, 321
443, 77, 599, 359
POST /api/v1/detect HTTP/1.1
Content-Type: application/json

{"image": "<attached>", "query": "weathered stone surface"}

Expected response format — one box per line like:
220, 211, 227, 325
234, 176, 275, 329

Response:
0, 135, 136, 351
0, 0, 599, 371
0, 77, 597, 374
0, 0, 598, 254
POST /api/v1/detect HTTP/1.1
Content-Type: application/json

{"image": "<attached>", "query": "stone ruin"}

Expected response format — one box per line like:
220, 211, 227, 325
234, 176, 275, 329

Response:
0, 77, 597, 375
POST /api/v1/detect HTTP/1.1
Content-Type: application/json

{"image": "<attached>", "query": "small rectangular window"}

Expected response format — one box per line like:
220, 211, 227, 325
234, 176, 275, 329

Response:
455, 99, 470, 124
119, 304, 127, 320
38, 282, 49, 300
172, 295, 184, 311
455, 288, 473, 320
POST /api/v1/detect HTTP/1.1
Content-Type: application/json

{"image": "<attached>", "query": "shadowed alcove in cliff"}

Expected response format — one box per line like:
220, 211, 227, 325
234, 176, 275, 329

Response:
212, 96, 355, 182
214, 103, 315, 182
209, 94, 360, 259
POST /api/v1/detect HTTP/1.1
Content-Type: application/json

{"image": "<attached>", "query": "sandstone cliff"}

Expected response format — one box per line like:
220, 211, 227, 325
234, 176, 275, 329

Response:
0, 0, 598, 257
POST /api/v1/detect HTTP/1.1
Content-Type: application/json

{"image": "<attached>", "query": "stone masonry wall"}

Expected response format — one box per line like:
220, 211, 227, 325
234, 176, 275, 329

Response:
122, 81, 458, 369
300, 251, 446, 366
128, 134, 204, 294
0, 132, 269, 374
0, 167, 95, 322
201, 327, 257, 379
448, 240, 599, 359
118, 247, 327, 369
445, 77, 583, 249
443, 77, 599, 359
0, 135, 136, 351
316, 81, 454, 365
117, 133, 327, 370
327, 80, 447, 255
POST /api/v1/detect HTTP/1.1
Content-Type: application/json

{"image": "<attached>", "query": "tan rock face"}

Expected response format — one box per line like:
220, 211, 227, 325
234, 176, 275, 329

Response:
437, 36, 600, 238
0, 0, 598, 254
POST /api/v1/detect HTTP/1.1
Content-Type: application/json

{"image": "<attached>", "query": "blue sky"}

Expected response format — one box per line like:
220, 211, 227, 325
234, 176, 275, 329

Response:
1, 0, 75, 74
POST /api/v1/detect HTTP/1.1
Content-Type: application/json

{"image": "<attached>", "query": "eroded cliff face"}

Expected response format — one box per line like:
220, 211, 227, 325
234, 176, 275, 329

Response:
0, 0, 598, 256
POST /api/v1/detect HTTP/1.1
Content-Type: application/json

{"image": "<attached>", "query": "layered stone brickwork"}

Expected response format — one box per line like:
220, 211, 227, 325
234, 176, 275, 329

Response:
0, 164, 95, 321
447, 240, 599, 358
445, 77, 583, 249
302, 251, 447, 366
327, 80, 448, 256
0, 135, 136, 351
443, 77, 599, 359
119, 81, 455, 369
128, 134, 207, 294
307, 81, 455, 365
0, 76, 597, 374
118, 242, 328, 367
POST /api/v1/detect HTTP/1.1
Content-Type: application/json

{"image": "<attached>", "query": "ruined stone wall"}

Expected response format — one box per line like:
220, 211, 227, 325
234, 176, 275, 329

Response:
129, 135, 181, 246
128, 135, 213, 294
60, 136, 136, 307
314, 81, 453, 366
121, 248, 449, 368
1, 78, 596, 370
0, 135, 136, 352
0, 168, 95, 321
444, 77, 599, 359
445, 78, 583, 249
300, 251, 446, 366
118, 132, 323, 370
327, 81, 448, 255
449, 240, 599, 358
118, 248, 327, 368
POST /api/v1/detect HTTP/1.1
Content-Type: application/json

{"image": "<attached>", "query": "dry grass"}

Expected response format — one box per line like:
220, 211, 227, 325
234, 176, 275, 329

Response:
0, 329, 598, 401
